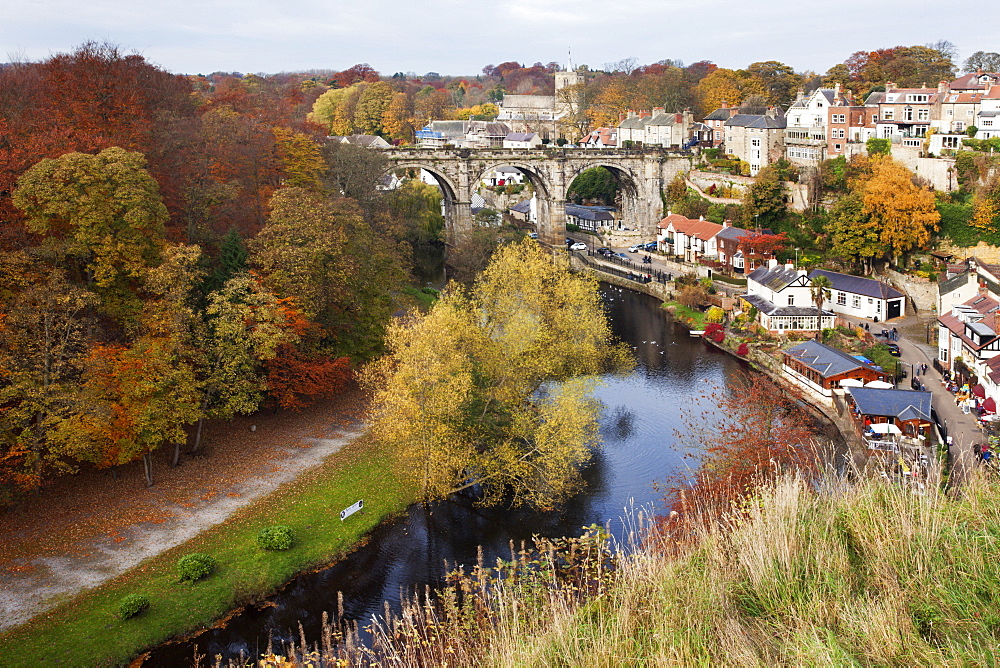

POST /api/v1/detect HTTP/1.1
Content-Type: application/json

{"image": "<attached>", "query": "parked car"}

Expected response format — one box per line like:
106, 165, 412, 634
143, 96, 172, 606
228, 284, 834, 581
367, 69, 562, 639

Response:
616, 252, 628, 259
644, 242, 657, 251
528, 232, 538, 239
565, 237, 574, 245
886, 343, 900, 356
596, 247, 613, 256
570, 242, 587, 251
628, 244, 644, 253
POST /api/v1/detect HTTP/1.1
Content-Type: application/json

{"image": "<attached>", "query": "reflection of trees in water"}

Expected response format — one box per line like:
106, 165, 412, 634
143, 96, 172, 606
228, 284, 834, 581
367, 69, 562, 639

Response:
602, 404, 635, 442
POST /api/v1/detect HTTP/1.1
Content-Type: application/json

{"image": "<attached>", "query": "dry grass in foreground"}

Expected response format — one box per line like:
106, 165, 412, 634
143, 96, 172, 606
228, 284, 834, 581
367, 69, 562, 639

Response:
246, 468, 1000, 667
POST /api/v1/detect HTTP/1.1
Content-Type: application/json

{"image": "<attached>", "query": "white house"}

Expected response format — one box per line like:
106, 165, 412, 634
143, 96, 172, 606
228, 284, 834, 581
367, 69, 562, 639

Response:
581, 127, 616, 148
937, 294, 1000, 412
809, 270, 906, 321
741, 261, 835, 333
503, 132, 543, 149
784, 86, 851, 168
482, 167, 525, 187
643, 109, 693, 148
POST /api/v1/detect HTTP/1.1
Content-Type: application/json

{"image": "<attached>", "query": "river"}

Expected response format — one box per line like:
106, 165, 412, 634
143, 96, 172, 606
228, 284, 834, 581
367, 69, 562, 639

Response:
144, 284, 746, 665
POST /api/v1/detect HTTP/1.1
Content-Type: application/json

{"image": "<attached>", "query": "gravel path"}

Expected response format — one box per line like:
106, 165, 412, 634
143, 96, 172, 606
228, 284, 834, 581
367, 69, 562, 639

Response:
0, 395, 367, 633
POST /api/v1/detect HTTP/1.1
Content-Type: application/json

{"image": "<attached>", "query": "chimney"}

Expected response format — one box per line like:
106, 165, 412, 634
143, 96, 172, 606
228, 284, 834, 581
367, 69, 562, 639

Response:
785, 262, 795, 271
699, 215, 704, 221
619, 111, 626, 122
722, 220, 730, 228
834, 82, 841, 98
795, 89, 805, 103
886, 81, 897, 91
653, 106, 665, 115
938, 80, 949, 94
766, 106, 777, 119
627, 110, 637, 119
798, 268, 808, 277
720, 99, 728, 109
768, 258, 779, 269
639, 110, 651, 118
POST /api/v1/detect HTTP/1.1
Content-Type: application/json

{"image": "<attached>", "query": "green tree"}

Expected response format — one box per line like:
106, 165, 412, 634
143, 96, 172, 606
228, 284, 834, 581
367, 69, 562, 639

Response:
741, 166, 786, 227
567, 167, 618, 205
826, 192, 883, 273
866, 137, 891, 156
365, 239, 630, 509
964, 51, 1000, 73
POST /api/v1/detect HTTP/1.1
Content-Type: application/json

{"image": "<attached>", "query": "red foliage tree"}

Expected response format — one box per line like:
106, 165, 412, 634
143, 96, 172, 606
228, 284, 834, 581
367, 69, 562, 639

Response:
658, 372, 822, 538
331, 64, 379, 88
264, 344, 352, 410
738, 231, 789, 260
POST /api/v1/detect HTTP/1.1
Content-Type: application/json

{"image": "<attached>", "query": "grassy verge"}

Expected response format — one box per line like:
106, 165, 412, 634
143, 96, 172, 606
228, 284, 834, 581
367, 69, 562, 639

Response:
0, 435, 416, 667
662, 301, 707, 329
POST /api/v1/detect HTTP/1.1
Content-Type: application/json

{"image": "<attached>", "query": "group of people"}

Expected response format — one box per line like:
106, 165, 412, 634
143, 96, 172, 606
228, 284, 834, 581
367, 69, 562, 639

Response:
880, 327, 900, 341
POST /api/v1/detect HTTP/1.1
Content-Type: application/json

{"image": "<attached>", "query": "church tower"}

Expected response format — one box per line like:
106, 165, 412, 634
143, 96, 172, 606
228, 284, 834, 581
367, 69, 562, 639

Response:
554, 49, 583, 93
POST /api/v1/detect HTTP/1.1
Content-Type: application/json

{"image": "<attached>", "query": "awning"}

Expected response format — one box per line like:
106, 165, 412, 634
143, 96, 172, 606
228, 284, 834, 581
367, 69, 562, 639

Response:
973, 384, 986, 399
870, 423, 902, 435
866, 380, 894, 389
985, 397, 997, 414
839, 378, 864, 387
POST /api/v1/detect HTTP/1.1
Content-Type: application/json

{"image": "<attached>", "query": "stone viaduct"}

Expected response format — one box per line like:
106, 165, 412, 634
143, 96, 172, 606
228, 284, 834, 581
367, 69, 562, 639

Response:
379, 147, 695, 244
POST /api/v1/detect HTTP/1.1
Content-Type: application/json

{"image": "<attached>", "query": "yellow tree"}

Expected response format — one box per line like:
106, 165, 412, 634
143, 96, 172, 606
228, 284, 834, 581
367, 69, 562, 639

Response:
273, 128, 325, 190
695, 68, 765, 116
365, 239, 631, 509
382, 92, 414, 143
355, 80, 395, 136
587, 78, 631, 129
861, 155, 940, 265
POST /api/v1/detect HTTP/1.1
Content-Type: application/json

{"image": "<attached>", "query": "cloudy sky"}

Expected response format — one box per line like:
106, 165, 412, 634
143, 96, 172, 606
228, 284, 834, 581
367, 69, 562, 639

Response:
3, 0, 991, 76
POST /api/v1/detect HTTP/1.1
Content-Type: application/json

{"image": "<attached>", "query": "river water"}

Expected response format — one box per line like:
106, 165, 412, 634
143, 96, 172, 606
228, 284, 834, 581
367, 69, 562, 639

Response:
144, 285, 745, 665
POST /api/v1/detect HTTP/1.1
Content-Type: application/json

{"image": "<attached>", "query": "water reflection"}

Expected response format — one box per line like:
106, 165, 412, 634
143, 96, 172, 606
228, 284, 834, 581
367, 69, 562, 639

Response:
144, 285, 743, 666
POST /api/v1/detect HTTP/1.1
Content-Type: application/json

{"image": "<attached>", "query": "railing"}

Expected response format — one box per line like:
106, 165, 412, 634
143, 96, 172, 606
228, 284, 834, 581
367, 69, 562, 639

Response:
576, 251, 672, 285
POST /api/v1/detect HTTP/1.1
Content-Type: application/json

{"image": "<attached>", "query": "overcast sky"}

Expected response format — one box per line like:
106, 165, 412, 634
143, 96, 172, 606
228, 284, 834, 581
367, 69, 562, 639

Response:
2, 0, 991, 76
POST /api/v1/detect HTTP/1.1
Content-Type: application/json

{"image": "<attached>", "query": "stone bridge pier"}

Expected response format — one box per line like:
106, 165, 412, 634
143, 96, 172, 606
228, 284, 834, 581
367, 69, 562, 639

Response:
380, 148, 694, 246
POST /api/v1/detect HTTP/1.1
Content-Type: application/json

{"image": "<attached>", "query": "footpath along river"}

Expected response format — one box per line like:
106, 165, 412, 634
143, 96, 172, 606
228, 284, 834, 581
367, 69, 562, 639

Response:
144, 284, 747, 665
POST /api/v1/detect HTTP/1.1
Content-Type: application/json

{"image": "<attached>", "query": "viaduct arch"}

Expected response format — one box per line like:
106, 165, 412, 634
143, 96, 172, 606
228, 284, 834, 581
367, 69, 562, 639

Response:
380, 148, 694, 245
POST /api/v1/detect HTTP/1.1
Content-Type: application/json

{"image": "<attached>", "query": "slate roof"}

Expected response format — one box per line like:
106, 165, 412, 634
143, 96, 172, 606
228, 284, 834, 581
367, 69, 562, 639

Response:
725, 114, 786, 129
716, 225, 751, 242
646, 112, 683, 126
808, 270, 904, 300
343, 134, 390, 148
427, 120, 469, 136
619, 115, 651, 130
784, 340, 883, 379
510, 199, 532, 214
742, 294, 828, 317
505, 132, 538, 142
748, 265, 803, 292
500, 95, 555, 110
704, 108, 732, 121
847, 387, 932, 422
565, 204, 614, 221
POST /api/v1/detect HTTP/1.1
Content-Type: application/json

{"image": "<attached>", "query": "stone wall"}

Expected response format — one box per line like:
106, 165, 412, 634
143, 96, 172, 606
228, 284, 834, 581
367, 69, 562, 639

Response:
936, 241, 1000, 264
890, 146, 958, 192
886, 268, 938, 313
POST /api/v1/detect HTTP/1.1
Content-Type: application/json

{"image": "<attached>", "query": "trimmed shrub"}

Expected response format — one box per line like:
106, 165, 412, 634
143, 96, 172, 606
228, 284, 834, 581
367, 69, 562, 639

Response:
118, 594, 149, 620
257, 525, 295, 551
177, 553, 216, 582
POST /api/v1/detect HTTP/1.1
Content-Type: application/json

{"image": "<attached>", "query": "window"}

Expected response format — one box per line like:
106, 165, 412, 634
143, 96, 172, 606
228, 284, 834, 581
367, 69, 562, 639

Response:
788, 295, 795, 306
837, 292, 846, 306
918, 109, 929, 121
872, 115, 878, 122
907, 94, 928, 103
903, 139, 921, 147
835, 143, 842, 150
968, 110, 975, 116
714, 130, 721, 139
984, 120, 994, 127
832, 128, 845, 139
943, 136, 960, 148
751, 138, 761, 147
883, 110, 894, 120
832, 114, 846, 123
852, 295, 860, 308
956, 121, 965, 131
904, 108, 914, 121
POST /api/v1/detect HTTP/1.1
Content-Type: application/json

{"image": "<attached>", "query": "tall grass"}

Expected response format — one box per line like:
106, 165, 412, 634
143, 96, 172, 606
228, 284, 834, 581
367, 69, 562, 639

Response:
256, 468, 1000, 666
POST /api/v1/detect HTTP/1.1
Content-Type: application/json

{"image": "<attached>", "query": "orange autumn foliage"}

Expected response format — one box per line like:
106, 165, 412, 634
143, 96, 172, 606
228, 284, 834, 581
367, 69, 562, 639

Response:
265, 345, 353, 410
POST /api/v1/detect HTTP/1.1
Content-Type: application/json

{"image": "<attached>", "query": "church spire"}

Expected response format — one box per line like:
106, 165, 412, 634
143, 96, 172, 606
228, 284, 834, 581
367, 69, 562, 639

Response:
567, 48, 573, 72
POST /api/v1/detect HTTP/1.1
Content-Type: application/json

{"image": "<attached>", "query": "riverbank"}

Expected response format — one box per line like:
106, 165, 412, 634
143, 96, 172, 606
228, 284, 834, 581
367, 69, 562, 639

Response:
0, 398, 418, 667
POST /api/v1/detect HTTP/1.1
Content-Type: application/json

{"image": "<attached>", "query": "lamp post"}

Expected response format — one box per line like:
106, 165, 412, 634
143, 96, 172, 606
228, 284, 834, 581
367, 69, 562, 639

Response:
795, 247, 800, 268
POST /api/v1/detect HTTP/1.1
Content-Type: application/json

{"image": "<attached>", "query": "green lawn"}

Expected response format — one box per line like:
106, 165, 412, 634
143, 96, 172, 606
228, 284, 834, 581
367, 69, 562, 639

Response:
0, 436, 416, 667
663, 301, 707, 329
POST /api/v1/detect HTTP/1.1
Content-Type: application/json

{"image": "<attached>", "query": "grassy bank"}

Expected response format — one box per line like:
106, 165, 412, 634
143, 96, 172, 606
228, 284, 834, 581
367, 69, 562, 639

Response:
321, 472, 1000, 666
0, 435, 416, 667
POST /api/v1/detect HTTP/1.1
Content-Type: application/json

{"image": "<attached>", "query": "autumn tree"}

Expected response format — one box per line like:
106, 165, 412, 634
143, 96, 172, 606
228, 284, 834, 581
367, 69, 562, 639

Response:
273, 127, 325, 190
0, 269, 95, 497
745, 60, 802, 107
861, 155, 940, 265
355, 81, 395, 136
382, 93, 414, 143
13, 147, 167, 290
695, 68, 765, 116
663, 372, 820, 529
741, 165, 786, 228
365, 239, 630, 509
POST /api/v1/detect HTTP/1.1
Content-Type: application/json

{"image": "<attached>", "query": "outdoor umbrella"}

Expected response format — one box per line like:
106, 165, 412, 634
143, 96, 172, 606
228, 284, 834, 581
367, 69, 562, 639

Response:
984, 397, 997, 414
973, 384, 987, 399
866, 380, 894, 389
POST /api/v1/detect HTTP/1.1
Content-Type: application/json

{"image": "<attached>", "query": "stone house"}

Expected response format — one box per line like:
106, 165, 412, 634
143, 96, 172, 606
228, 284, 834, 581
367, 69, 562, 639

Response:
502, 132, 542, 149
703, 105, 736, 147
724, 110, 786, 175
